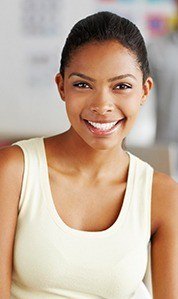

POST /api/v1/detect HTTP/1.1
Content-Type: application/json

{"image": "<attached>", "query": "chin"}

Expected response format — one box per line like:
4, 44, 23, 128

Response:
86, 139, 122, 151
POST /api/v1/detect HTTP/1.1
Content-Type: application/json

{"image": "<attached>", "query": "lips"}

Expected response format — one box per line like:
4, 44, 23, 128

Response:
82, 117, 125, 136
86, 120, 118, 130
83, 118, 123, 123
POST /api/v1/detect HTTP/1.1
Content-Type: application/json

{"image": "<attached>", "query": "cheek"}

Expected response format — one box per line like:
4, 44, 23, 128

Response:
65, 102, 76, 120
64, 89, 88, 117
65, 96, 83, 124
121, 97, 141, 118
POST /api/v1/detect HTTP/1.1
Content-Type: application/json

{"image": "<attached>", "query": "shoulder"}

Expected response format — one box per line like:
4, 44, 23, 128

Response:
150, 172, 178, 297
152, 171, 177, 201
0, 143, 24, 167
152, 170, 177, 191
0, 144, 24, 191
151, 171, 178, 234
0, 145, 25, 283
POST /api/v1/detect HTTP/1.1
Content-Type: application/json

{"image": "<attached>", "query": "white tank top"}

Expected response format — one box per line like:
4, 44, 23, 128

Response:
10, 136, 153, 299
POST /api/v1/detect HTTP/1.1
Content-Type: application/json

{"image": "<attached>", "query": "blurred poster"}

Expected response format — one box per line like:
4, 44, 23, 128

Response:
21, 0, 63, 36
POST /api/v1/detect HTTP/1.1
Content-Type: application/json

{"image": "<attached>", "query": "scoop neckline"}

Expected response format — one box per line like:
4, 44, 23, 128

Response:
40, 136, 134, 238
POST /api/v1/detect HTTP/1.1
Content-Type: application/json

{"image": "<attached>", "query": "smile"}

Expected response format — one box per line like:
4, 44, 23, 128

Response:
87, 120, 118, 130
82, 118, 125, 136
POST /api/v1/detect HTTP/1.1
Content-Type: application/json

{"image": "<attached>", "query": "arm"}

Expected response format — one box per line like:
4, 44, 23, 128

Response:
151, 172, 178, 299
0, 145, 24, 298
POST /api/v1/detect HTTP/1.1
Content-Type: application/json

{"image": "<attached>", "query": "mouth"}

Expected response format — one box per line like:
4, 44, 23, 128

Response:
82, 118, 126, 136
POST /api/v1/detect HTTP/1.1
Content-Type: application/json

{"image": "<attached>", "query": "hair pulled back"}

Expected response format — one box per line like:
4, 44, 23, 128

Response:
60, 11, 150, 83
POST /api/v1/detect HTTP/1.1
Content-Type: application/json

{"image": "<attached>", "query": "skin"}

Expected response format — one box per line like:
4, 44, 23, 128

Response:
0, 40, 177, 298
55, 41, 153, 181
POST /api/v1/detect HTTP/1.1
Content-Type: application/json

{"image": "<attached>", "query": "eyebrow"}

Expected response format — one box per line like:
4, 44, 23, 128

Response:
68, 72, 137, 82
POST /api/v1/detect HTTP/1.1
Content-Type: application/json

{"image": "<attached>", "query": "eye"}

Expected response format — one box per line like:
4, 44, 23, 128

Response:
114, 83, 132, 90
73, 82, 91, 89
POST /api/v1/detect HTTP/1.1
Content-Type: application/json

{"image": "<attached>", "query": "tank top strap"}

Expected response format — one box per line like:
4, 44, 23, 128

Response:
11, 136, 44, 214
127, 152, 154, 297
127, 152, 154, 243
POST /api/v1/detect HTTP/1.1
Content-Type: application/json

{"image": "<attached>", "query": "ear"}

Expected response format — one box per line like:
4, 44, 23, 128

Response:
55, 73, 65, 102
140, 77, 154, 106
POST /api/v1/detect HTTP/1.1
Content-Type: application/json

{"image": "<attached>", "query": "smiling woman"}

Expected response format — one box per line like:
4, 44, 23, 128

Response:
0, 11, 177, 299
56, 38, 152, 151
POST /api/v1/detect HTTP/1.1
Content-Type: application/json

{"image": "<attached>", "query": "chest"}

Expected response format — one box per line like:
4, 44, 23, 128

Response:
49, 169, 127, 232
47, 166, 158, 238
13, 196, 148, 299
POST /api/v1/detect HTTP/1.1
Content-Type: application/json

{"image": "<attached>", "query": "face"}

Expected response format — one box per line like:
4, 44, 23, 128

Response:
56, 40, 153, 150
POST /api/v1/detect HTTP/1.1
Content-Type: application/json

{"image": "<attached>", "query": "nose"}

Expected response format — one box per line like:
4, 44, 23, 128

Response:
89, 95, 114, 115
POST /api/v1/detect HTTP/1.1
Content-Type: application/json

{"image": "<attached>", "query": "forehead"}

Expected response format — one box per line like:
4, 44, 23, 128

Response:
66, 41, 141, 78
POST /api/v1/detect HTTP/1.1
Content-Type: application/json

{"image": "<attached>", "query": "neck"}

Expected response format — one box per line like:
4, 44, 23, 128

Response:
59, 127, 129, 181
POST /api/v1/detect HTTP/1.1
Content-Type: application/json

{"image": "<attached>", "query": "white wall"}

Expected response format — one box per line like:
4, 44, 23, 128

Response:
0, 0, 176, 144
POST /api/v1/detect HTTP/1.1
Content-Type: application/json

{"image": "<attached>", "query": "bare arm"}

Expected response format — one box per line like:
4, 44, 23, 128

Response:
151, 172, 178, 299
0, 145, 24, 298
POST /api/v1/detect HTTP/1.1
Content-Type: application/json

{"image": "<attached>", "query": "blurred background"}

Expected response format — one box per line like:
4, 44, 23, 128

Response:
0, 0, 178, 181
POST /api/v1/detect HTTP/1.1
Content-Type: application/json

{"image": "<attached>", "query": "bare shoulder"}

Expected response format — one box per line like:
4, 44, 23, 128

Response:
0, 145, 24, 294
151, 172, 178, 298
152, 171, 178, 198
151, 171, 178, 234
0, 144, 24, 193
0, 143, 24, 168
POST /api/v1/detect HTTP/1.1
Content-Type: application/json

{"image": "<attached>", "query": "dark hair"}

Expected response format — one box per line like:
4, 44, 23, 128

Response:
59, 11, 150, 83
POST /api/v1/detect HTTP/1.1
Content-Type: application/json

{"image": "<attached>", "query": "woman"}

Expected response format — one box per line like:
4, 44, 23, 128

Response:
0, 11, 177, 299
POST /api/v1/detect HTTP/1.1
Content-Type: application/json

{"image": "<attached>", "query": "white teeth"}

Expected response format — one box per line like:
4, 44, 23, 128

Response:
87, 120, 118, 130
